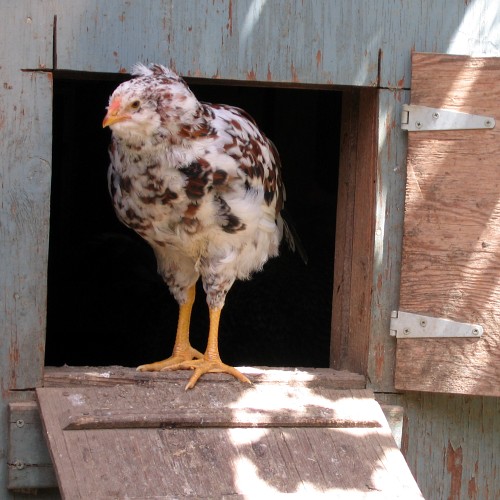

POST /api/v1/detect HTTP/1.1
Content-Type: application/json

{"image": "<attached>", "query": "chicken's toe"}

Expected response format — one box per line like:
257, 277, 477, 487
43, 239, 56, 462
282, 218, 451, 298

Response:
137, 346, 204, 372
162, 358, 251, 390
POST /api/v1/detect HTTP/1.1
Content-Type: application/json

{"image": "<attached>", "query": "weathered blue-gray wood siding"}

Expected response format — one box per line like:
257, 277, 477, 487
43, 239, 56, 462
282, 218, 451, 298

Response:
370, 88, 408, 390
1, 1, 499, 499
403, 393, 500, 500
1, 3, 53, 389
51, 0, 499, 88
0, 2, 54, 498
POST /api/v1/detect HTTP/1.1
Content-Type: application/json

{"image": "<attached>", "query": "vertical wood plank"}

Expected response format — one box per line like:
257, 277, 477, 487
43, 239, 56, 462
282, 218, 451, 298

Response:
0, 2, 54, 498
367, 89, 409, 391
402, 393, 500, 500
0, 3, 54, 388
347, 89, 378, 374
331, 88, 377, 375
331, 89, 359, 369
1, 71, 53, 391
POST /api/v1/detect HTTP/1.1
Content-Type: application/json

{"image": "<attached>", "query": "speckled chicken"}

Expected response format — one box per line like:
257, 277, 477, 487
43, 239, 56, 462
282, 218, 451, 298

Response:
103, 64, 296, 389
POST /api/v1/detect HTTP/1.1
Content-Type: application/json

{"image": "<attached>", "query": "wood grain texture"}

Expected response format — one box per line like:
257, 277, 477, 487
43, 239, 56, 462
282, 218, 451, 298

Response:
367, 89, 409, 392
49, 0, 499, 88
0, 3, 54, 499
1, 2, 499, 498
46, 386, 385, 431
331, 88, 377, 376
0, 3, 54, 390
347, 89, 378, 372
402, 392, 500, 500
332, 89, 360, 369
8, 402, 56, 489
43, 365, 366, 389
37, 369, 422, 499
334, 88, 409, 393
396, 53, 500, 396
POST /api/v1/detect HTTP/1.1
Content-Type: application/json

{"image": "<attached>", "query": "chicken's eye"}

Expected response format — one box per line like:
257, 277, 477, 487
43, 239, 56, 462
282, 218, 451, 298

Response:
130, 100, 141, 110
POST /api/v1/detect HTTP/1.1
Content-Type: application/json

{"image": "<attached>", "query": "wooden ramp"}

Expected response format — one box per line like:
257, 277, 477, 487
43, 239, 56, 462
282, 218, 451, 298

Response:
37, 367, 422, 499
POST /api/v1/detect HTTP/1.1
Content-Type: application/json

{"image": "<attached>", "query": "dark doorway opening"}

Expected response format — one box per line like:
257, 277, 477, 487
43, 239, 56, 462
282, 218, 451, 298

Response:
45, 72, 341, 369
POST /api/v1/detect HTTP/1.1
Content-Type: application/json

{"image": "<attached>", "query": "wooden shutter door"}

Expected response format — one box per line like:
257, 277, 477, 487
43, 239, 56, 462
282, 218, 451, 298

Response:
395, 52, 500, 397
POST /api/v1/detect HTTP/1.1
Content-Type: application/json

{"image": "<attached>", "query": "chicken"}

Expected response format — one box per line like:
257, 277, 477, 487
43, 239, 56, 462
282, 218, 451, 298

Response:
102, 63, 296, 389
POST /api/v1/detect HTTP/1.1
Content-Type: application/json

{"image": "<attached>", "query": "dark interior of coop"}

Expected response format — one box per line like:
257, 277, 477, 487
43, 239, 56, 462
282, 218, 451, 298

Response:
45, 72, 342, 370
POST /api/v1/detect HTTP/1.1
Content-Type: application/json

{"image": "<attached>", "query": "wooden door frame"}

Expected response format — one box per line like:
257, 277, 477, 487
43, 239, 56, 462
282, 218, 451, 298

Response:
331, 87, 378, 377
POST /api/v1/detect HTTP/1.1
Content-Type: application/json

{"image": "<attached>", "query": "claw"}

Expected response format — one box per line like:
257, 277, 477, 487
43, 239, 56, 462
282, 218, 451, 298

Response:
171, 358, 252, 390
137, 300, 252, 389
160, 358, 251, 389
137, 346, 204, 372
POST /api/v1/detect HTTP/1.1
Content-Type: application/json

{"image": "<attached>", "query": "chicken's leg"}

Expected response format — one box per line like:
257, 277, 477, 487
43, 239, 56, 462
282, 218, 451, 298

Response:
165, 306, 251, 390
137, 284, 203, 372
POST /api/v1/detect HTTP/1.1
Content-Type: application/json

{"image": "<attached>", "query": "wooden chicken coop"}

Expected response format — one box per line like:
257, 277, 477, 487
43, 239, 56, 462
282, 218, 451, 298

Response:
1, 1, 499, 498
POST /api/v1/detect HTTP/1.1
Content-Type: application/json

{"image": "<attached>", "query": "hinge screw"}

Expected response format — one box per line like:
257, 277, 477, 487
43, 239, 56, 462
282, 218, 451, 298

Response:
14, 460, 25, 470
16, 419, 25, 428
472, 328, 480, 335
415, 121, 422, 129
403, 328, 411, 335
485, 119, 492, 127
432, 112, 439, 119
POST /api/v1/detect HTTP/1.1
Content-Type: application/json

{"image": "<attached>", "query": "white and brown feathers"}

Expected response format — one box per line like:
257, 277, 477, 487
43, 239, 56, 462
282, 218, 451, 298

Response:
104, 64, 295, 311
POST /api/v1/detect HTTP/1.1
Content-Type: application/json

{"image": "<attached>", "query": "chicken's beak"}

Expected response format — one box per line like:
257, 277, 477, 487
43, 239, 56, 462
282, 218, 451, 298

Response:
102, 98, 129, 128
102, 113, 123, 128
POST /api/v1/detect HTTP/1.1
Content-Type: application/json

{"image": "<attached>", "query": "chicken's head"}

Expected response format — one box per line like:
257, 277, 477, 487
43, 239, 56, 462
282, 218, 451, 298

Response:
103, 64, 200, 143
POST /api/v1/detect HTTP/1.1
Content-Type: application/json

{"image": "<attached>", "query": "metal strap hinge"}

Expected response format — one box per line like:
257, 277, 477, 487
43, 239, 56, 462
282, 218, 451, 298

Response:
390, 311, 483, 339
401, 104, 495, 131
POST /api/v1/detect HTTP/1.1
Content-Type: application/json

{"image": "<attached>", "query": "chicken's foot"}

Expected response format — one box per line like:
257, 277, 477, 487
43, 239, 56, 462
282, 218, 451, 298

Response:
164, 306, 251, 390
137, 284, 203, 372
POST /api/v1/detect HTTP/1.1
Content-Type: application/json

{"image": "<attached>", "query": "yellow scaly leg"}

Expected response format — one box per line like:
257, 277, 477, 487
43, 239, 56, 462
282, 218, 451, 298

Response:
166, 306, 251, 390
136, 284, 203, 372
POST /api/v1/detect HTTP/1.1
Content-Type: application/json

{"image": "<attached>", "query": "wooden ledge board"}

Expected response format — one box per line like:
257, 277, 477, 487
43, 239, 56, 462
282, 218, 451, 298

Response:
43, 365, 366, 389
37, 366, 423, 499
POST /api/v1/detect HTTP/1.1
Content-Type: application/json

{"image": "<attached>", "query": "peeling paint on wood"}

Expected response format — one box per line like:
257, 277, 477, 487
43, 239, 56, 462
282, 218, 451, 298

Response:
368, 89, 409, 391
446, 441, 464, 499
8, 402, 56, 489
403, 393, 500, 500
1, 1, 500, 499
50, 0, 500, 87
2, 74, 52, 392
0, 11, 54, 380
0, 3, 54, 498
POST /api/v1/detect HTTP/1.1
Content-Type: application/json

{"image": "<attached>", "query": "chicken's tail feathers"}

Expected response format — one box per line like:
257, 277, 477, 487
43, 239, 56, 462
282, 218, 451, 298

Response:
281, 209, 308, 265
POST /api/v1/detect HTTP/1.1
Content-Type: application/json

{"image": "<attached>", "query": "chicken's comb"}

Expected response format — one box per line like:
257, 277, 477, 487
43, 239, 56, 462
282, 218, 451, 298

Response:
131, 63, 180, 80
